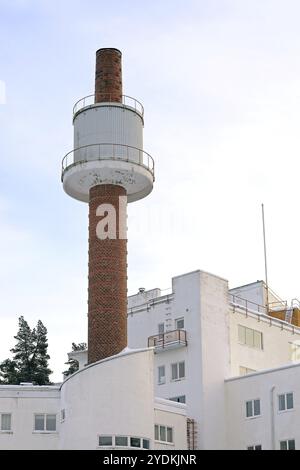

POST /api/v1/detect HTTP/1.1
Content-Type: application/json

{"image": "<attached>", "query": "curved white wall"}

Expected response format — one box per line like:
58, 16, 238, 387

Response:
59, 349, 155, 450
73, 105, 143, 163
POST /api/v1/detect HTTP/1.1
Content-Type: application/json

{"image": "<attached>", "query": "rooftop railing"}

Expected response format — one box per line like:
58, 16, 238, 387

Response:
61, 143, 154, 181
73, 94, 144, 117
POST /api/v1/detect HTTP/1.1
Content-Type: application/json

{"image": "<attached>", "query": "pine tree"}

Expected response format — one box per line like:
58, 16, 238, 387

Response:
0, 316, 52, 385
63, 342, 87, 377
31, 320, 52, 385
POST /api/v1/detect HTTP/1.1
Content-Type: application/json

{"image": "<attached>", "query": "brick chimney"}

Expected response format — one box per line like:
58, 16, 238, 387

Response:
88, 49, 127, 364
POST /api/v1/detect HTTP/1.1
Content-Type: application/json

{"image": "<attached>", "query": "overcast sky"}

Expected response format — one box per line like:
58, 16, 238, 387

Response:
1, 0, 300, 381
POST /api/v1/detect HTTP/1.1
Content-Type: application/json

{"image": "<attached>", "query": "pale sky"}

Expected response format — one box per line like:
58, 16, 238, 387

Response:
1, 0, 300, 382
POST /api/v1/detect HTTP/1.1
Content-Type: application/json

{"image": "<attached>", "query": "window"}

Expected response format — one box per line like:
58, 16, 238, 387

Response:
280, 439, 295, 450
154, 425, 173, 444
115, 436, 128, 447
175, 318, 184, 330
170, 395, 186, 404
290, 343, 300, 362
171, 361, 185, 381
100, 435, 150, 449
247, 444, 262, 450
246, 399, 261, 418
239, 366, 256, 376
60, 409, 66, 422
130, 437, 141, 448
158, 323, 164, 335
143, 439, 150, 449
158, 365, 166, 385
278, 393, 294, 412
0, 413, 11, 432
238, 325, 263, 350
99, 436, 113, 446
34, 414, 56, 432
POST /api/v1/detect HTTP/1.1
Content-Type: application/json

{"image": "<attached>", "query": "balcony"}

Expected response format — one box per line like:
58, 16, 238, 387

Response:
148, 329, 187, 352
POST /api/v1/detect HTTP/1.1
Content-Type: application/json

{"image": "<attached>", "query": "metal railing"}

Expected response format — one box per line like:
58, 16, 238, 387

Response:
229, 294, 300, 335
61, 143, 154, 180
148, 329, 187, 349
229, 293, 267, 315
73, 93, 144, 117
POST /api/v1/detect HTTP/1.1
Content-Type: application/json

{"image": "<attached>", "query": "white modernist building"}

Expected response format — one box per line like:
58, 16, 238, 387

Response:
1, 268, 300, 450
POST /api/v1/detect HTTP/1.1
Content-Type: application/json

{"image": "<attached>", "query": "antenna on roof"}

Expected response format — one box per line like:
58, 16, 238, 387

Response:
261, 203, 269, 314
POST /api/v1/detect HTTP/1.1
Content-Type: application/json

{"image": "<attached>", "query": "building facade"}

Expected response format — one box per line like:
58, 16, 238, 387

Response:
1, 269, 300, 449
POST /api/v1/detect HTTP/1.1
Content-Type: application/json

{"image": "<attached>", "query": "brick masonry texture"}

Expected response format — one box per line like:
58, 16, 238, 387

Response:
95, 48, 122, 103
88, 184, 127, 364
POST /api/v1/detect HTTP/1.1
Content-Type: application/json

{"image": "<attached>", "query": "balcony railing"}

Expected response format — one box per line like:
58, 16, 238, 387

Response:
73, 93, 144, 117
148, 329, 187, 350
61, 143, 155, 181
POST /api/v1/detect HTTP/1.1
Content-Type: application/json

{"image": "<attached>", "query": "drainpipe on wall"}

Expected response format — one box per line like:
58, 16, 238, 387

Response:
270, 386, 276, 450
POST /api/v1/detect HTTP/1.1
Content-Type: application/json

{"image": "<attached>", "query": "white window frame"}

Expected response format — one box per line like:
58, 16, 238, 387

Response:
239, 366, 256, 376
247, 444, 262, 450
98, 435, 151, 449
33, 413, 57, 433
158, 365, 166, 385
279, 439, 296, 450
154, 424, 174, 445
245, 399, 261, 419
175, 317, 184, 330
171, 361, 185, 381
0, 413, 12, 433
169, 395, 186, 404
278, 392, 294, 413
158, 323, 165, 335
238, 325, 263, 350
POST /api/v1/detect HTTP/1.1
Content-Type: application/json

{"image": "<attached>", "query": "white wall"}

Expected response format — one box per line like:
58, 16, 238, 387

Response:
0, 386, 60, 450
128, 269, 231, 450
60, 348, 155, 449
229, 308, 300, 376
225, 363, 300, 450
154, 399, 187, 450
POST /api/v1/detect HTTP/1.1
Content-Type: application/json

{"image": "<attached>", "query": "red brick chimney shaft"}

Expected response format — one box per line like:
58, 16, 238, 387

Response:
95, 48, 122, 103
88, 184, 128, 364
88, 48, 127, 364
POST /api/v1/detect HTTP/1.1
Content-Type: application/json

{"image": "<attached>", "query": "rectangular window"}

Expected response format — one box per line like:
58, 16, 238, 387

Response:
278, 393, 294, 412
130, 437, 141, 448
239, 366, 256, 376
169, 395, 186, 404
154, 425, 159, 441
238, 325, 263, 350
115, 436, 128, 447
247, 444, 262, 450
167, 427, 173, 443
99, 435, 113, 446
143, 439, 150, 449
154, 425, 174, 443
60, 409, 65, 422
280, 439, 295, 450
158, 365, 166, 385
290, 343, 300, 362
246, 399, 261, 418
175, 318, 184, 330
158, 323, 164, 335
171, 361, 185, 381
34, 414, 56, 432
1, 413, 11, 432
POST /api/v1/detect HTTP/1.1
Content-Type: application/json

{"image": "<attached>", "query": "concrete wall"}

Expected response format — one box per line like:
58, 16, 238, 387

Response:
229, 308, 300, 376
0, 386, 60, 450
59, 349, 155, 449
128, 269, 230, 450
225, 363, 300, 450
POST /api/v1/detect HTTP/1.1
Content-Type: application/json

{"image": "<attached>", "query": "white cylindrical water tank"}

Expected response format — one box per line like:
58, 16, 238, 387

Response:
73, 103, 143, 164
